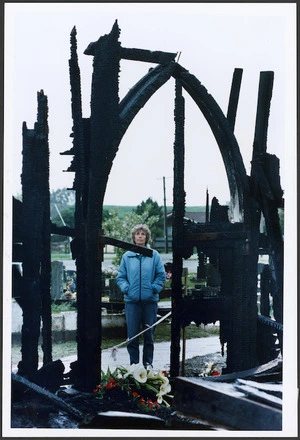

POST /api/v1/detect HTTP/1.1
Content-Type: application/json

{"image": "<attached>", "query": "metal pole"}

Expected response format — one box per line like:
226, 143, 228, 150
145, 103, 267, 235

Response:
163, 176, 168, 253
54, 203, 72, 254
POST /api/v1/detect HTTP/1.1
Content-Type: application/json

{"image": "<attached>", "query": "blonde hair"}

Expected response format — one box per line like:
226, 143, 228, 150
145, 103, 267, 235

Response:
131, 224, 151, 245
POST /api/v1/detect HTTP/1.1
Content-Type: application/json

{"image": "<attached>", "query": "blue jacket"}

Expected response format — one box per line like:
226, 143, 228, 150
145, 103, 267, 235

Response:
116, 248, 166, 303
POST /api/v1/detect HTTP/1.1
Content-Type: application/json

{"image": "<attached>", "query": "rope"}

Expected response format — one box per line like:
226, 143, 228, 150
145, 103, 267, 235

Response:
102, 311, 172, 361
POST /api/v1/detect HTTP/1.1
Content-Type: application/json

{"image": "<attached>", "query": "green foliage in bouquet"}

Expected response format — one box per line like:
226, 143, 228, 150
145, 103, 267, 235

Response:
93, 364, 173, 410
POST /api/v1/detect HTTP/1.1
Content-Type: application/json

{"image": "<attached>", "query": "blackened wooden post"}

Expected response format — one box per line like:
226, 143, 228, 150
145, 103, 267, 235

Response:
227, 68, 243, 131
170, 79, 185, 377
67, 26, 89, 390
37, 92, 52, 365
19, 90, 52, 376
250, 71, 283, 326
72, 22, 120, 391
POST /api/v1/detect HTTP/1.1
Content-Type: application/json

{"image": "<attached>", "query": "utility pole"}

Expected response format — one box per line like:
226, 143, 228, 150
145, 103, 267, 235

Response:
54, 203, 72, 255
205, 187, 209, 223
163, 176, 168, 253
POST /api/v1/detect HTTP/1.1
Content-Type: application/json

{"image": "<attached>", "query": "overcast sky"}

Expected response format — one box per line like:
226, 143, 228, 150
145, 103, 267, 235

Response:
5, 2, 296, 207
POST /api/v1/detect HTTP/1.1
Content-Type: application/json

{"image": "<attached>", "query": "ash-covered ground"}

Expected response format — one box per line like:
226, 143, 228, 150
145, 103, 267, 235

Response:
11, 352, 226, 430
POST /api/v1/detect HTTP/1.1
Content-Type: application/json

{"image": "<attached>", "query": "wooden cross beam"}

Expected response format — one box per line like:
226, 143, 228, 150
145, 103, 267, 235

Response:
120, 47, 177, 64
99, 233, 153, 261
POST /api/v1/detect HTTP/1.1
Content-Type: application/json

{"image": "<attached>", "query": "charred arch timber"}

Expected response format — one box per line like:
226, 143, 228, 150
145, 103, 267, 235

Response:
13, 20, 283, 392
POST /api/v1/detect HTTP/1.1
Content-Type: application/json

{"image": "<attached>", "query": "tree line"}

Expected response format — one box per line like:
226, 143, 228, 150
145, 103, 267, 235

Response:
49, 188, 165, 263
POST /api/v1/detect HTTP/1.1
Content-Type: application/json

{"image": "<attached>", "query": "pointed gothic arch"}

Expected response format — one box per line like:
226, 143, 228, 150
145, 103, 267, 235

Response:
65, 21, 282, 390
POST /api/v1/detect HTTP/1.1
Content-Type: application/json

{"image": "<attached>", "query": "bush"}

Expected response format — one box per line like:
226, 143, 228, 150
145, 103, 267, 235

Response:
51, 301, 75, 313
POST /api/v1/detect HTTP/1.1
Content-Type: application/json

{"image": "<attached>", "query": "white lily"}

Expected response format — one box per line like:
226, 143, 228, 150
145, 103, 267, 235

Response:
158, 372, 169, 384
122, 363, 138, 378
205, 361, 214, 375
146, 367, 158, 379
156, 393, 163, 404
132, 364, 147, 383
160, 382, 171, 395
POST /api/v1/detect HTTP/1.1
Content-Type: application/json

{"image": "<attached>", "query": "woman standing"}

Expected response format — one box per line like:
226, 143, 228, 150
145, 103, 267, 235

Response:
116, 224, 166, 367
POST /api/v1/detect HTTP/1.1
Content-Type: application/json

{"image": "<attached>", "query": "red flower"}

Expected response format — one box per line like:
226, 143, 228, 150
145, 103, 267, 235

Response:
212, 370, 220, 376
132, 392, 139, 398
105, 378, 119, 390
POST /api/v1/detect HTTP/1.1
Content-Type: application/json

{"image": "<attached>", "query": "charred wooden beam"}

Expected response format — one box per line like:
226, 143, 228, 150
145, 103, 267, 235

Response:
227, 68, 243, 131
50, 222, 75, 237
68, 20, 121, 392
250, 71, 283, 328
173, 376, 282, 430
35, 91, 52, 366
19, 91, 52, 376
80, 411, 165, 430
253, 71, 274, 153
99, 235, 153, 257
257, 315, 283, 333
173, 63, 249, 222
120, 47, 177, 64
65, 25, 89, 393
170, 79, 185, 378
12, 373, 85, 423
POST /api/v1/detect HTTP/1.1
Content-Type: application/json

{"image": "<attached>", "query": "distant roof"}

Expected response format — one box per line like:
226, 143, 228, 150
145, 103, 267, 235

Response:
185, 212, 206, 223
167, 211, 206, 223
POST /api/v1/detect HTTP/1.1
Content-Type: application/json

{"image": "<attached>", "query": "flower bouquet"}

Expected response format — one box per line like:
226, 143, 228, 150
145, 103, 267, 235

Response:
93, 364, 173, 411
200, 361, 220, 377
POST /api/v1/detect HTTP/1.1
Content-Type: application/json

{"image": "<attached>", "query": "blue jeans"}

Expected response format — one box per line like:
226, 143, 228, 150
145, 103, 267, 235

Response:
125, 302, 158, 366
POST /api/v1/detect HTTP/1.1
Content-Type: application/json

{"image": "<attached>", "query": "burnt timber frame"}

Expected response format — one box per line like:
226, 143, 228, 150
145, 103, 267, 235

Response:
66, 21, 283, 387
14, 21, 283, 390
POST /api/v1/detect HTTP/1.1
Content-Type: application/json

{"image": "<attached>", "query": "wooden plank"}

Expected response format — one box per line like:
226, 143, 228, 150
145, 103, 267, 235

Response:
174, 376, 282, 430
234, 380, 282, 409
236, 378, 282, 394
100, 235, 153, 257
120, 47, 177, 64
12, 373, 85, 422
80, 410, 165, 429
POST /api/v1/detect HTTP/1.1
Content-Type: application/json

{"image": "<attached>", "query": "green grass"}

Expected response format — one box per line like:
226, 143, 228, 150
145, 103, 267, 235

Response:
51, 252, 72, 260
153, 319, 219, 342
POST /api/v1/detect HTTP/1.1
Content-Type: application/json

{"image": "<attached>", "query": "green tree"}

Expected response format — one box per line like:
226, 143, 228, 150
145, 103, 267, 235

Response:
135, 197, 164, 239
102, 207, 160, 265
50, 190, 75, 249
102, 208, 111, 222
50, 188, 75, 219
51, 205, 75, 229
